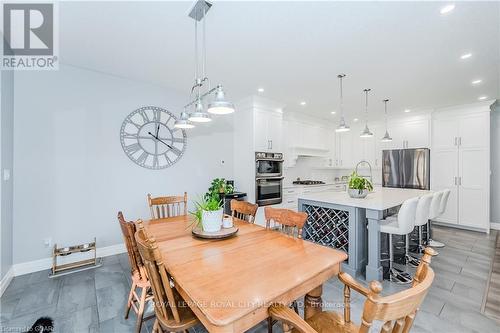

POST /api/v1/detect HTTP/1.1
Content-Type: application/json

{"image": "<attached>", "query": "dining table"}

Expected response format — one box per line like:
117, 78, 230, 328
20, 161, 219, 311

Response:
144, 215, 348, 333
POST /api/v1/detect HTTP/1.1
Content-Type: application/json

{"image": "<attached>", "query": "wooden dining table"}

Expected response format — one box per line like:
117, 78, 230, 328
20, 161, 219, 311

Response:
144, 215, 348, 333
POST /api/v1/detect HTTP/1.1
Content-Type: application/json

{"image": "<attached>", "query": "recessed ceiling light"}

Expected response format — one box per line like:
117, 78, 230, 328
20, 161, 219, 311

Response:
440, 4, 455, 15
300, 101, 306, 106
353, 118, 359, 122
460, 53, 472, 60
257, 88, 264, 93
478, 96, 487, 100
404, 109, 411, 113
471, 79, 482, 85
331, 111, 336, 115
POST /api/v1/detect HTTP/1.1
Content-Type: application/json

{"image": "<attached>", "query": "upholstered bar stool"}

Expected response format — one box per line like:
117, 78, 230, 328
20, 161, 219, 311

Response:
427, 191, 444, 250
380, 197, 419, 284
407, 193, 434, 267
426, 189, 451, 248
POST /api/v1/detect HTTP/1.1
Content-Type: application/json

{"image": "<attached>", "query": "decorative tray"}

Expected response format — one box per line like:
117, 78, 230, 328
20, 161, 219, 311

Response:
192, 226, 239, 239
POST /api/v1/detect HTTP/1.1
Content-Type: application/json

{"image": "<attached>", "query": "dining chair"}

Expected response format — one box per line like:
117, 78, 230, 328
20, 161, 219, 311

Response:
117, 212, 154, 333
147, 192, 188, 219
264, 207, 307, 332
264, 207, 307, 239
134, 219, 200, 333
269, 247, 437, 333
230, 199, 258, 223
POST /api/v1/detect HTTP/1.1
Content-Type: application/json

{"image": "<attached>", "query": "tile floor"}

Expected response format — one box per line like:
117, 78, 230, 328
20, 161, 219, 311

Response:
1, 225, 498, 333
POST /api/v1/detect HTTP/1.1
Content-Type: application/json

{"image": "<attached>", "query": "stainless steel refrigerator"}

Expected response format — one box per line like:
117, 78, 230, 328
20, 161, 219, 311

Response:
382, 148, 430, 190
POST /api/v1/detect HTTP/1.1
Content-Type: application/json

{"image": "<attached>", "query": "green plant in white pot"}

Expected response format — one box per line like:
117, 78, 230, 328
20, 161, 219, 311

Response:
348, 171, 373, 198
191, 193, 224, 232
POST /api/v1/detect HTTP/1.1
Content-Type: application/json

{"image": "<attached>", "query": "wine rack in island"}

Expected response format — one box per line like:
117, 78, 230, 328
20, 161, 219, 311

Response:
302, 204, 350, 263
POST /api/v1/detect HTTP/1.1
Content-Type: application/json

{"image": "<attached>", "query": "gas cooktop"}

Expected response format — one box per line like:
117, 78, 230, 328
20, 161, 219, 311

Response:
292, 180, 326, 185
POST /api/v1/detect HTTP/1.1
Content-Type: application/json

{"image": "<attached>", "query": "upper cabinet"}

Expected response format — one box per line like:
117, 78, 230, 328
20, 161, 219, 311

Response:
254, 109, 283, 152
379, 118, 430, 150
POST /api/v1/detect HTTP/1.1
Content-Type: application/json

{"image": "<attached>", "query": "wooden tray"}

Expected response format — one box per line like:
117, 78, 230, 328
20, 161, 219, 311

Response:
192, 226, 239, 239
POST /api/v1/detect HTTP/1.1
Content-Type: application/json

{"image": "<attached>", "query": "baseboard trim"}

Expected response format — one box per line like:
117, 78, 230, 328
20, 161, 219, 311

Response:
432, 221, 489, 233
0, 266, 14, 297
491, 223, 500, 231
12, 243, 126, 277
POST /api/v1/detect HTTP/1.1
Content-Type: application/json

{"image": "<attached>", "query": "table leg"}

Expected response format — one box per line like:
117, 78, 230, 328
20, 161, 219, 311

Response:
365, 209, 383, 281
304, 285, 323, 320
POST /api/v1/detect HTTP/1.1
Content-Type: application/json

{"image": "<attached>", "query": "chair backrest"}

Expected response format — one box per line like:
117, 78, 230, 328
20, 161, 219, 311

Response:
148, 192, 188, 219
231, 199, 258, 223
358, 248, 437, 333
438, 189, 451, 216
117, 212, 147, 280
264, 207, 307, 238
429, 191, 443, 220
414, 194, 434, 227
397, 197, 419, 235
134, 219, 183, 324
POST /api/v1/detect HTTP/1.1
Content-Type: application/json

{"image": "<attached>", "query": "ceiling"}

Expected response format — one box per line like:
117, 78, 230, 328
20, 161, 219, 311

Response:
59, 1, 500, 121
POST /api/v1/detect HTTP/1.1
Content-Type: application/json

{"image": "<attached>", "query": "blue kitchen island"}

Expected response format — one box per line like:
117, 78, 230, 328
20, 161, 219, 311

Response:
298, 187, 431, 281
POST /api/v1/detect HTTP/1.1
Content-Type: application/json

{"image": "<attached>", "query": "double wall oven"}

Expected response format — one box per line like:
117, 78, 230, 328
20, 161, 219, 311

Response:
255, 152, 283, 206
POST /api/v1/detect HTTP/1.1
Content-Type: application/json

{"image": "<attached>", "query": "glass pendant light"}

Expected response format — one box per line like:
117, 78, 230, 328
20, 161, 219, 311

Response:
174, 111, 195, 129
188, 98, 212, 123
335, 74, 350, 132
360, 89, 374, 138
207, 85, 235, 114
381, 99, 393, 142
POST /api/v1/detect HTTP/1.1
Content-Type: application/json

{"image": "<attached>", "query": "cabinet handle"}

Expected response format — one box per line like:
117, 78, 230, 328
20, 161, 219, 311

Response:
458, 137, 462, 146
454, 137, 457, 146
459, 176, 462, 186
454, 176, 457, 185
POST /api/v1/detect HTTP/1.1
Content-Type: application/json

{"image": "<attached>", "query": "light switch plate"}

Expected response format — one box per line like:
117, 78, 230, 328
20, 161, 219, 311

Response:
3, 169, 11, 181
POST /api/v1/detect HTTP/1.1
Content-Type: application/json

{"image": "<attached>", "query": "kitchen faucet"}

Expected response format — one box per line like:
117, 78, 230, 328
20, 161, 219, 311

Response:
355, 160, 373, 184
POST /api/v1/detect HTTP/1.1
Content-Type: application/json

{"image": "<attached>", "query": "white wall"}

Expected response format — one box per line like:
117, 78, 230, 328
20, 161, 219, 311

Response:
1, 70, 14, 279
13, 65, 233, 264
491, 104, 500, 223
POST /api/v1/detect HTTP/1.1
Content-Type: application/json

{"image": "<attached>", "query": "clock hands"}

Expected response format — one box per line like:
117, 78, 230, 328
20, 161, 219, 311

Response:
148, 131, 174, 150
155, 124, 160, 138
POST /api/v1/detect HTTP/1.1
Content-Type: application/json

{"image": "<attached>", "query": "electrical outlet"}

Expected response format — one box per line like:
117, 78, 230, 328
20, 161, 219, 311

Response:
44, 238, 52, 247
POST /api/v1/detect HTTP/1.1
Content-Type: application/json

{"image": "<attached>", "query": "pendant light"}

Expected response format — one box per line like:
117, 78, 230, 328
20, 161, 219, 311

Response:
335, 74, 350, 132
188, 98, 211, 123
381, 99, 393, 142
360, 89, 374, 138
174, 111, 195, 129
207, 85, 235, 114
185, 0, 234, 122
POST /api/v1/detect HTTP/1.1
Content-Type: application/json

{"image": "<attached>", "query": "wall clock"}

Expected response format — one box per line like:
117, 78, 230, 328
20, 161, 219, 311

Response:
120, 106, 187, 169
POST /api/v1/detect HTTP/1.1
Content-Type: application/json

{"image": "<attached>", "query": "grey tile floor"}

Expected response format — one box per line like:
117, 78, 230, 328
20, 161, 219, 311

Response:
1, 225, 498, 333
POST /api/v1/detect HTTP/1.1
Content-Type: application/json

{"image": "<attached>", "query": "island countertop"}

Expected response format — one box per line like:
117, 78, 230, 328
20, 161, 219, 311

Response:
298, 186, 432, 211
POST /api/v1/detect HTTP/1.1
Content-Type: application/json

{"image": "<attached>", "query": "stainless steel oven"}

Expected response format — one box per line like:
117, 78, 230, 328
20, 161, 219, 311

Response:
255, 177, 283, 206
255, 152, 283, 178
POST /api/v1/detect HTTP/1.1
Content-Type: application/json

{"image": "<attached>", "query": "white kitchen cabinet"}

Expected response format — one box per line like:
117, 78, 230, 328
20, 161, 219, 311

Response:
431, 108, 490, 231
379, 118, 430, 150
335, 131, 353, 168
254, 109, 282, 152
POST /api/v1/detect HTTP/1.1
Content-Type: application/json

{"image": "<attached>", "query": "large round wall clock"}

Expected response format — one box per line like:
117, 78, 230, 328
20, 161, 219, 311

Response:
120, 106, 187, 169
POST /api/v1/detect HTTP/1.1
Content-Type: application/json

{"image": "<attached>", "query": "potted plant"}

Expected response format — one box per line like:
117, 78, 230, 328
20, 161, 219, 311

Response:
348, 171, 373, 198
205, 178, 234, 200
191, 193, 224, 232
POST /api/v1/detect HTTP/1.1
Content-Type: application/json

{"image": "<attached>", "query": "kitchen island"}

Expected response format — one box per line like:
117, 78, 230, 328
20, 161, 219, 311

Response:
298, 187, 431, 281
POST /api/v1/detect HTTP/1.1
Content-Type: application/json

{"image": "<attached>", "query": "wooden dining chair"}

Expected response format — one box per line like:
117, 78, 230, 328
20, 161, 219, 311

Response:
147, 192, 188, 219
264, 207, 307, 332
269, 247, 437, 333
265, 207, 307, 239
117, 212, 154, 333
134, 219, 200, 333
230, 199, 258, 223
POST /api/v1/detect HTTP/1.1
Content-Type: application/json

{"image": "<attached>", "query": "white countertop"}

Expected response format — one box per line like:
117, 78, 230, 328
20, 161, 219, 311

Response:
298, 187, 432, 211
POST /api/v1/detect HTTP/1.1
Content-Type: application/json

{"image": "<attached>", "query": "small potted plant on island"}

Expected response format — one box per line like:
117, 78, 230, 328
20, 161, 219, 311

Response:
348, 171, 373, 198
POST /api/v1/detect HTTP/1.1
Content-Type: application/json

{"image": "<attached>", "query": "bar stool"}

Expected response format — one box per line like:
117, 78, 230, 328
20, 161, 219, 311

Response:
427, 191, 444, 249
427, 189, 451, 249
407, 193, 434, 267
380, 196, 419, 284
